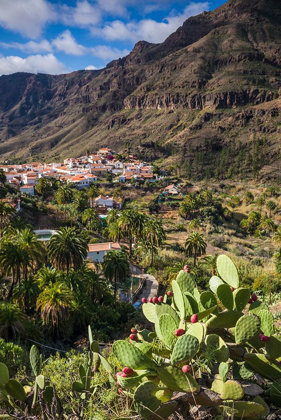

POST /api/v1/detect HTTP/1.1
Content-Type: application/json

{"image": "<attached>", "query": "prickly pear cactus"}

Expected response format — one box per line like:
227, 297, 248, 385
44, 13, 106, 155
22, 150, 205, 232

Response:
114, 254, 281, 419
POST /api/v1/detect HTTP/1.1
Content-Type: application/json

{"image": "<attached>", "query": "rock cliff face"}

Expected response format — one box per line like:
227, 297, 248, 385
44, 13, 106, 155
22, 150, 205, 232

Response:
0, 0, 281, 179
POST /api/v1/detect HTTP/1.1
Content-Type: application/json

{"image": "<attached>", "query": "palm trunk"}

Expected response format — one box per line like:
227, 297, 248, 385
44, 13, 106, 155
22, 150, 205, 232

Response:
114, 272, 117, 300
7, 268, 16, 300
194, 250, 197, 267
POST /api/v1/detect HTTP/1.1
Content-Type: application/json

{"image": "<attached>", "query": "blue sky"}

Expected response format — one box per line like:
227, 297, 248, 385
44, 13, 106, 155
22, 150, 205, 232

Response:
0, 0, 226, 75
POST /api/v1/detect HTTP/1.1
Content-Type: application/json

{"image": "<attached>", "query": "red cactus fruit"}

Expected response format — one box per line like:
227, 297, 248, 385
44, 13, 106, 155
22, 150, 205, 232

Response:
152, 297, 158, 304
142, 298, 147, 303
182, 365, 192, 374
251, 293, 258, 302
175, 329, 185, 336
129, 334, 138, 341
118, 388, 123, 394
116, 372, 122, 378
117, 381, 120, 386
131, 327, 137, 334
191, 314, 198, 324
167, 291, 173, 297
122, 367, 134, 376
148, 297, 153, 303
248, 298, 253, 304
230, 287, 234, 292
158, 296, 164, 303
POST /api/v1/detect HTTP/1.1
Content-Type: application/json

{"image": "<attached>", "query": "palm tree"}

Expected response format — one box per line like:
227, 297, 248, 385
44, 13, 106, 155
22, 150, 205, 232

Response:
87, 184, 100, 207
185, 233, 207, 266
36, 282, 73, 340
259, 217, 275, 234
0, 239, 30, 299
274, 226, 281, 253
0, 202, 15, 235
106, 209, 120, 225
199, 254, 218, 275
142, 218, 166, 266
103, 251, 129, 300
107, 221, 123, 242
35, 267, 63, 289
66, 205, 79, 228
36, 177, 52, 198
13, 277, 40, 314
47, 227, 88, 274
118, 210, 147, 255
0, 302, 26, 340
82, 208, 101, 232
0, 169, 6, 185
266, 200, 277, 217
17, 228, 46, 278
55, 185, 73, 216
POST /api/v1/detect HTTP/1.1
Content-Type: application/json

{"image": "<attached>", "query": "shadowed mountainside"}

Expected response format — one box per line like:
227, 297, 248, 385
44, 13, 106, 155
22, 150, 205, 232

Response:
0, 0, 281, 179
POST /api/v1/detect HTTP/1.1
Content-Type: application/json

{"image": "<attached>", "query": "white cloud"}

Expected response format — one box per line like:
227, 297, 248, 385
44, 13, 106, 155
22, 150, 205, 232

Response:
93, 2, 210, 43
90, 45, 130, 61
0, 40, 52, 54
61, 0, 101, 27
0, 54, 69, 75
52, 30, 87, 56
85, 65, 99, 70
0, 0, 56, 39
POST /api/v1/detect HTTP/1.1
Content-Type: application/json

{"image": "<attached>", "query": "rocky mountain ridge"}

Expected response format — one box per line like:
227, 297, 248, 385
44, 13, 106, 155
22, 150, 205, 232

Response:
0, 0, 281, 179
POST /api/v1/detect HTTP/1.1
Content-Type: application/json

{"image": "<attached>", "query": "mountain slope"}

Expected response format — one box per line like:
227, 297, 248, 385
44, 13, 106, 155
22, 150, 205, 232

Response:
0, 0, 281, 179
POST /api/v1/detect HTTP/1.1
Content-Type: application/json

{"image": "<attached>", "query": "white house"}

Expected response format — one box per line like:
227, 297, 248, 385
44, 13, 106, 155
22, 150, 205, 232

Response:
22, 173, 38, 185
94, 195, 114, 208
87, 242, 121, 263
163, 184, 181, 195
20, 185, 35, 195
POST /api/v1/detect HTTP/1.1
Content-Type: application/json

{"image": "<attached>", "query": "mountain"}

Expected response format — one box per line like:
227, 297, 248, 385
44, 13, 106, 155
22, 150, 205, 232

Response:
0, 0, 281, 180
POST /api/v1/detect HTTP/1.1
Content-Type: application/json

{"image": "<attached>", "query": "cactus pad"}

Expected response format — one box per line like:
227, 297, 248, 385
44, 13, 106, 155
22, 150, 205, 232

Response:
265, 335, 281, 360
221, 380, 244, 400
36, 375, 45, 390
270, 382, 281, 408
216, 284, 234, 310
0, 363, 9, 385
233, 288, 251, 312
5, 379, 26, 402
143, 303, 157, 324
183, 294, 194, 317
171, 334, 199, 364
133, 382, 161, 420
235, 314, 261, 344
118, 372, 148, 390
253, 396, 270, 417
184, 292, 199, 314
205, 334, 229, 363
219, 362, 229, 382
244, 353, 281, 380
223, 401, 264, 417
211, 376, 224, 394
156, 304, 180, 325
134, 343, 153, 356
187, 323, 206, 344
209, 276, 224, 294
216, 254, 239, 288
157, 366, 199, 392
176, 270, 196, 294
30, 345, 41, 376
200, 291, 218, 311
113, 341, 157, 370
172, 280, 186, 319
151, 401, 178, 420
159, 314, 178, 349
258, 309, 274, 337
206, 311, 242, 329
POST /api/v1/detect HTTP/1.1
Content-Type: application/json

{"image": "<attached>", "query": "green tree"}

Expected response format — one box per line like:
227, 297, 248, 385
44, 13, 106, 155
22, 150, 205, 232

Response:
17, 228, 45, 279
185, 233, 207, 266
103, 251, 129, 300
87, 184, 100, 207
142, 218, 166, 266
274, 226, 281, 253
55, 185, 73, 215
47, 227, 88, 274
0, 202, 15, 235
266, 200, 277, 217
36, 282, 73, 340
0, 168, 6, 185
36, 177, 52, 198
0, 239, 30, 298
81, 208, 101, 232
13, 277, 40, 314
0, 302, 26, 340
